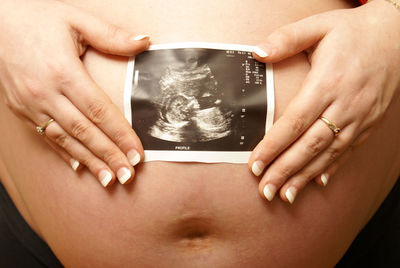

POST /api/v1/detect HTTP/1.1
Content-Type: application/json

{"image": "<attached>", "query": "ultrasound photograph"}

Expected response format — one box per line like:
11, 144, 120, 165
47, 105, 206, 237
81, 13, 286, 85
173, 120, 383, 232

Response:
124, 43, 274, 163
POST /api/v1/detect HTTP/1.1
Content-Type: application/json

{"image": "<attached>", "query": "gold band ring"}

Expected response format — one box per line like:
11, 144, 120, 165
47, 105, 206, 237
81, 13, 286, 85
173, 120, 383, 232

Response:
36, 118, 55, 135
319, 117, 341, 136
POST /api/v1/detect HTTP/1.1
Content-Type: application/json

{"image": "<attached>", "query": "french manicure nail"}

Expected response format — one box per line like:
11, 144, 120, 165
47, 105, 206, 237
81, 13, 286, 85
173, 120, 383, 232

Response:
70, 159, 80, 171
321, 173, 329, 186
99, 170, 113, 187
117, 167, 131, 184
285, 187, 298, 204
133, 34, 149, 41
252, 161, 265, 176
127, 150, 141, 166
253, 46, 268, 58
263, 184, 277, 201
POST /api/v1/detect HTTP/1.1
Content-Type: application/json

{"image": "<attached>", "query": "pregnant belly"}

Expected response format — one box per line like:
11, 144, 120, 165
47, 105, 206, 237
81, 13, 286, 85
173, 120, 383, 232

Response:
37, 43, 320, 267
99, 162, 283, 267
1, 0, 375, 267
59, 50, 320, 268
47, 161, 335, 267
74, 50, 312, 267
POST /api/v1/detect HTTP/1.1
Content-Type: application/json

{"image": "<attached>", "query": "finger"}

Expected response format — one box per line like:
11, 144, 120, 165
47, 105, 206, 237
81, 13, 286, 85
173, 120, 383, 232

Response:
43, 137, 81, 172
43, 119, 118, 187
63, 59, 144, 167
249, 70, 331, 177
257, 113, 342, 201
252, 13, 331, 62
314, 147, 353, 187
68, 8, 149, 56
31, 115, 116, 187
351, 127, 372, 148
313, 125, 372, 186
277, 124, 356, 203
27, 112, 81, 171
47, 95, 135, 185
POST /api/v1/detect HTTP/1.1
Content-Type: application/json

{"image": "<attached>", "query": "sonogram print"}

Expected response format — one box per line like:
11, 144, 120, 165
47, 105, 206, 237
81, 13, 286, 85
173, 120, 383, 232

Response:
149, 63, 232, 142
130, 46, 267, 152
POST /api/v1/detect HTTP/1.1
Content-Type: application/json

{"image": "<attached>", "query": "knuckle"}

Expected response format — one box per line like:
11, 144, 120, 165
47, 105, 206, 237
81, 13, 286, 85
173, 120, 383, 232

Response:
87, 100, 109, 124
70, 28, 87, 55
287, 116, 305, 136
303, 169, 316, 181
106, 24, 121, 39
104, 24, 125, 51
112, 128, 130, 147
354, 131, 371, 147
47, 128, 69, 148
54, 133, 69, 148
74, 150, 96, 169
80, 155, 103, 173
274, 165, 293, 180
308, 74, 338, 96
326, 147, 341, 162
71, 120, 91, 142
78, 155, 92, 168
291, 171, 313, 187
254, 135, 278, 160
3, 87, 29, 114
2, 96, 10, 107
366, 99, 383, 125
10, 104, 25, 115
102, 149, 121, 167
272, 27, 298, 54
45, 60, 65, 80
45, 60, 71, 87
23, 78, 47, 100
265, 138, 280, 155
316, 78, 333, 91
4, 98, 20, 113
272, 27, 291, 44
305, 135, 326, 156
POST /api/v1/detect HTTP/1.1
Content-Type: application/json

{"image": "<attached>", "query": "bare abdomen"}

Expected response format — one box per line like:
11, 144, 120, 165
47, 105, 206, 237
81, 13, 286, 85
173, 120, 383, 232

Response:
2, 0, 400, 267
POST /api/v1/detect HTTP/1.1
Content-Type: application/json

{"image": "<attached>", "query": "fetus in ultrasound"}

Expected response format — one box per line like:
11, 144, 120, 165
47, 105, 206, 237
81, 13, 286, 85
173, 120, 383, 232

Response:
149, 60, 232, 142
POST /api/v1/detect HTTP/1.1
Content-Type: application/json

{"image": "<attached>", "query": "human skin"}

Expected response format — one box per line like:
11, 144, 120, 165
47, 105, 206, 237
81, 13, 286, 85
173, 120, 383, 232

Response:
0, 0, 149, 187
0, 0, 400, 267
249, 0, 400, 204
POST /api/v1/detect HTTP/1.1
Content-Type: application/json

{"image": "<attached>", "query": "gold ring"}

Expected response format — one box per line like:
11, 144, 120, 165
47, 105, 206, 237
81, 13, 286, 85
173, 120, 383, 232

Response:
36, 118, 55, 135
319, 117, 341, 136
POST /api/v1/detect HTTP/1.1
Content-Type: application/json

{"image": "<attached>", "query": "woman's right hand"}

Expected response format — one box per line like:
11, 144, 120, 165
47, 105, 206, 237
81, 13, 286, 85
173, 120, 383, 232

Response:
0, 0, 149, 187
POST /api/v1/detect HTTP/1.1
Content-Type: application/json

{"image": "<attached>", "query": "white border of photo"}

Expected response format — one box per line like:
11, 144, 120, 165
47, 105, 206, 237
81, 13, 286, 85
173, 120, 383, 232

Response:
124, 42, 274, 163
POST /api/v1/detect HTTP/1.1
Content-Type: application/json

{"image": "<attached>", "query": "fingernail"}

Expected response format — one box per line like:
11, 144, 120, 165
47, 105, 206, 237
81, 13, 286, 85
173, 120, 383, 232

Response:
99, 170, 113, 187
263, 184, 277, 201
253, 46, 268, 58
70, 159, 80, 171
127, 150, 141, 166
252, 161, 265, 176
117, 167, 131, 184
285, 187, 298, 204
321, 173, 329, 186
133, 34, 149, 41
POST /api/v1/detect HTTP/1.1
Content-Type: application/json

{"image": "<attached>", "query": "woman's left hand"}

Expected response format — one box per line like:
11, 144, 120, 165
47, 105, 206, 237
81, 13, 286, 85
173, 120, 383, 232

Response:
249, 0, 400, 204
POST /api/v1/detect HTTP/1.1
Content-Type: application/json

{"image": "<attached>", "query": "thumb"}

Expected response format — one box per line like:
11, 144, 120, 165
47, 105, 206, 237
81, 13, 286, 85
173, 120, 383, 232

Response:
69, 8, 149, 56
252, 14, 331, 63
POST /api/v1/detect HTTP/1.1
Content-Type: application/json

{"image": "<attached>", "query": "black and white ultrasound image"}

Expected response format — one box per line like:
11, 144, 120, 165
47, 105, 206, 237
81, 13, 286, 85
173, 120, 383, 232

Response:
131, 48, 267, 151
